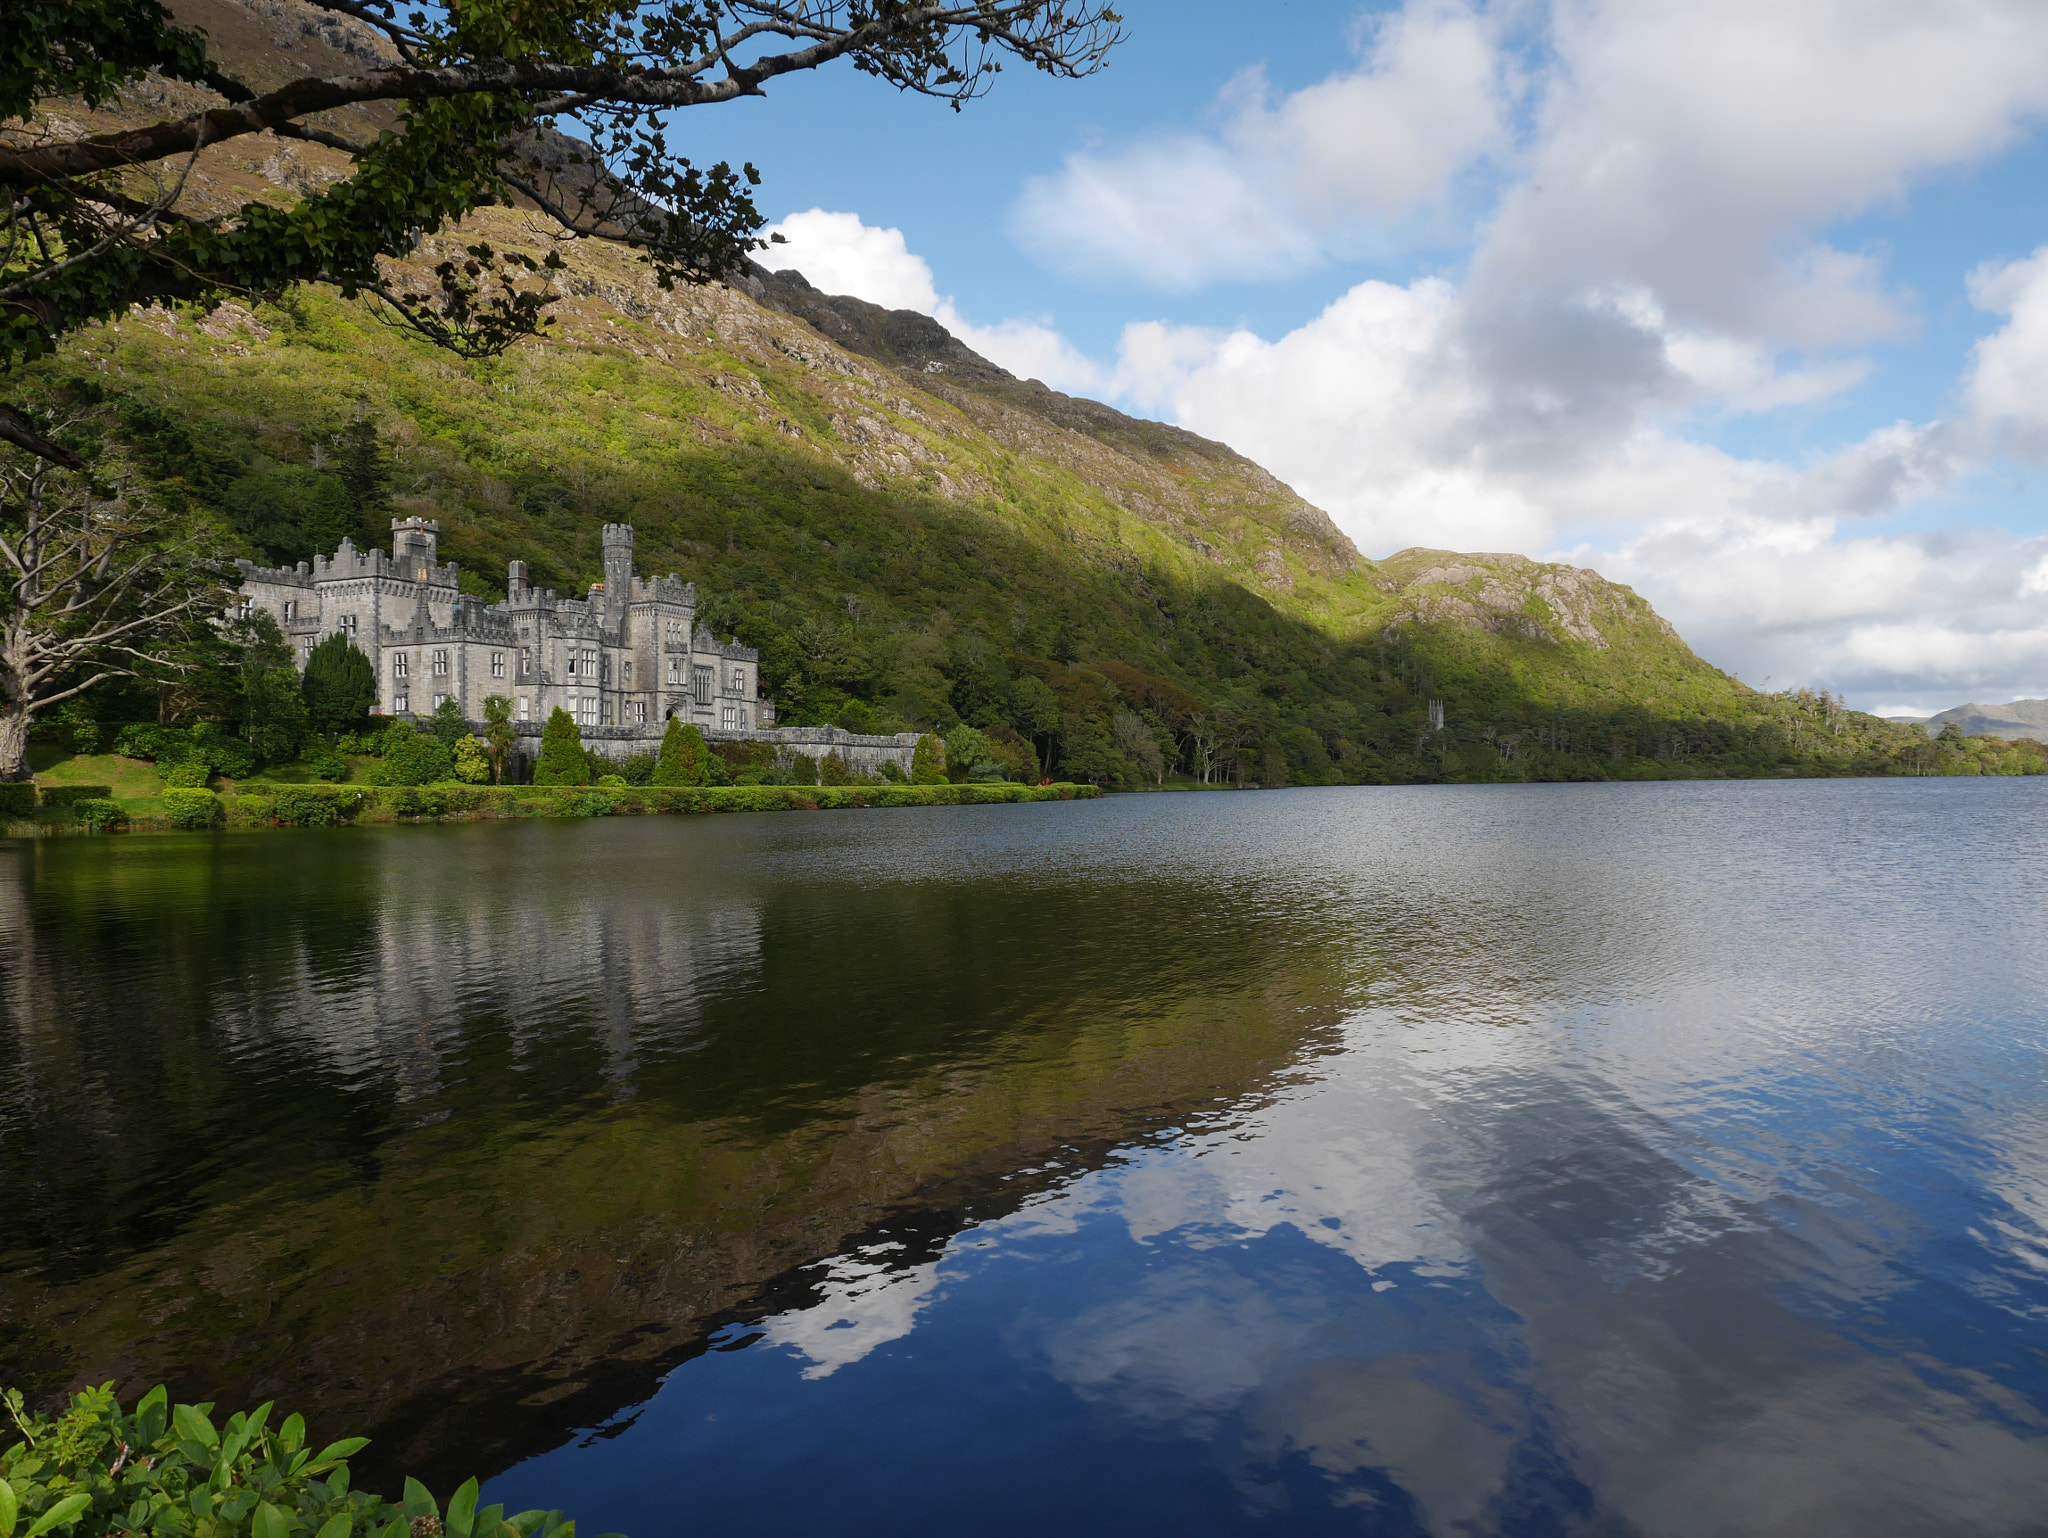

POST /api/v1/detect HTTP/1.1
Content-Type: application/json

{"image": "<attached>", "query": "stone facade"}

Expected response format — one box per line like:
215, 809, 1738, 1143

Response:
237, 519, 921, 776
238, 518, 770, 732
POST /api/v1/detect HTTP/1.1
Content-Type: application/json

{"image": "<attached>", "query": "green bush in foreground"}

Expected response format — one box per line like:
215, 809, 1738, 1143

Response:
71, 799, 126, 833
161, 788, 223, 830
0, 785, 35, 817
533, 709, 590, 787
0, 1383, 597, 1538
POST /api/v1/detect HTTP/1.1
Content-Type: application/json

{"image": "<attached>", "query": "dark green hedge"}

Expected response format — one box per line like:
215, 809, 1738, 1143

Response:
39, 785, 113, 806
0, 784, 36, 816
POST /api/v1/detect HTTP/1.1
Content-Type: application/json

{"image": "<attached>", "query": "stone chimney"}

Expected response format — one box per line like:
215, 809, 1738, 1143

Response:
508, 559, 528, 599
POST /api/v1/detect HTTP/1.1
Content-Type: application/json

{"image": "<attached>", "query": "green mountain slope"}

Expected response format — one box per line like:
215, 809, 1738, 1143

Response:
16, 0, 2029, 784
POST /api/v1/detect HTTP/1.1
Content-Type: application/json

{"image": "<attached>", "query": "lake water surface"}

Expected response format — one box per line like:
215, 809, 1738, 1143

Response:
4, 781, 2048, 1536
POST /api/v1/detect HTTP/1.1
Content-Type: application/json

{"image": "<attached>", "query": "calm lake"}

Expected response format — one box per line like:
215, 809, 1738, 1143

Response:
4, 781, 2048, 1536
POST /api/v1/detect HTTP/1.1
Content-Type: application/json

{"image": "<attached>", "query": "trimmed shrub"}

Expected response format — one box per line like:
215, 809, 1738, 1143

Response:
162, 787, 223, 830
534, 707, 590, 786
271, 785, 373, 826
39, 784, 114, 806
366, 722, 454, 786
0, 783, 35, 817
72, 797, 126, 832
162, 760, 210, 788
911, 734, 945, 784
651, 717, 710, 786
230, 795, 277, 827
452, 734, 492, 784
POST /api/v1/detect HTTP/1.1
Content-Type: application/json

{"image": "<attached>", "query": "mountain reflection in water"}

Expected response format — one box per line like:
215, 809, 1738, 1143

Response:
5, 782, 2048, 1536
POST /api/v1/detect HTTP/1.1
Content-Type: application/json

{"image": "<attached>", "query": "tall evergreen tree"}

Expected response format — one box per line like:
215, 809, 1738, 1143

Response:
534, 707, 590, 786
911, 733, 947, 785
334, 408, 392, 544
301, 634, 375, 733
651, 717, 710, 786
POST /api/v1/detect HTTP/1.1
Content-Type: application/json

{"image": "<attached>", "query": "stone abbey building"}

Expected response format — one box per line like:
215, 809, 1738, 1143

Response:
236, 521, 918, 775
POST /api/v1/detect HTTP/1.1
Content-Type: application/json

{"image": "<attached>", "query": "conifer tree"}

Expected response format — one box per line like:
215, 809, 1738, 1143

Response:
651, 717, 710, 786
334, 408, 392, 544
301, 634, 375, 733
911, 733, 946, 785
534, 708, 590, 786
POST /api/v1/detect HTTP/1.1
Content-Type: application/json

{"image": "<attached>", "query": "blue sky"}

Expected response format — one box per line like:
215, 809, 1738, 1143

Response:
669, 1, 2048, 713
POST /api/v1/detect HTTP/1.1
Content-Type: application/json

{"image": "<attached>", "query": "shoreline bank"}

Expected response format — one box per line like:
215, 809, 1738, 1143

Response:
2, 780, 1102, 836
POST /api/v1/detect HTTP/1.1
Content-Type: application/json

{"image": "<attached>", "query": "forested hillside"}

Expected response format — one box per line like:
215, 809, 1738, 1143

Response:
14, 0, 2036, 786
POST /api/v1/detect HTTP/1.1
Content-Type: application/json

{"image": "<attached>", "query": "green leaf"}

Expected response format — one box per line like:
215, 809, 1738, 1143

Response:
253, 1500, 290, 1538
23, 1493, 91, 1538
303, 1440, 369, 1474
400, 1480, 436, 1521
502, 1513, 546, 1538
172, 1407, 218, 1451
0, 1475, 16, 1538
279, 1416, 306, 1455
135, 1388, 169, 1446
445, 1479, 478, 1538
314, 1512, 352, 1538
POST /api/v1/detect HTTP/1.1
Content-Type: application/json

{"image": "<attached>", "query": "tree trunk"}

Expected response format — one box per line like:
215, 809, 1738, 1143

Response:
0, 700, 30, 781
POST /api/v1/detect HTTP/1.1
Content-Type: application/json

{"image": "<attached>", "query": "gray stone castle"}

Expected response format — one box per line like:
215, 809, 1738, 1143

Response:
237, 519, 918, 776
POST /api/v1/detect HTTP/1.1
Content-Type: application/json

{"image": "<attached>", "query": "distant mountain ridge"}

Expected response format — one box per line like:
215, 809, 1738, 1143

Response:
1894, 700, 2048, 741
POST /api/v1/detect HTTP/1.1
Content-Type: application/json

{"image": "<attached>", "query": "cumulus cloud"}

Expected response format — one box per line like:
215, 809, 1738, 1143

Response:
761, 208, 1106, 394
761, 208, 941, 313
1010, 0, 1507, 289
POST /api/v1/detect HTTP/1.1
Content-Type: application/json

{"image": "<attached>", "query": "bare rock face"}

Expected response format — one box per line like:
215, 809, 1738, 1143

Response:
1373, 550, 1678, 651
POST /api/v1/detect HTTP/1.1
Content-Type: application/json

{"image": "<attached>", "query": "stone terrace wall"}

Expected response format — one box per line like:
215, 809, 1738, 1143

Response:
499, 721, 920, 779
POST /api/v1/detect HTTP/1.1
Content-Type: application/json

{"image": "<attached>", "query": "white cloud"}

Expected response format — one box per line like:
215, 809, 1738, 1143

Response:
1011, 0, 1507, 289
761, 209, 940, 313
761, 209, 1107, 394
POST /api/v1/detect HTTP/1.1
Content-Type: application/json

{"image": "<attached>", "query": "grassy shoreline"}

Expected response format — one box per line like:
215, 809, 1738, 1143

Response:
3, 775, 1102, 836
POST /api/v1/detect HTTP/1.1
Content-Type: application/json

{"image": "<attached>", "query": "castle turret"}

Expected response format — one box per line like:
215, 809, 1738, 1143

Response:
392, 516, 440, 578
508, 559, 528, 600
602, 524, 634, 612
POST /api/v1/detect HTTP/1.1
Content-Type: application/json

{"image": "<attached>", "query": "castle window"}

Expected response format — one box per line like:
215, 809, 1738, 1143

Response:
236, 597, 253, 619
394, 694, 409, 714
432, 649, 448, 676
393, 654, 408, 679
519, 647, 531, 675
576, 696, 596, 726
622, 661, 632, 684
432, 693, 447, 711
692, 666, 713, 705
720, 704, 736, 730
601, 698, 614, 726
566, 650, 577, 676
490, 651, 506, 678
633, 701, 647, 725
281, 599, 298, 622
667, 657, 681, 685
518, 696, 530, 721
600, 653, 611, 685
583, 647, 598, 677
341, 613, 357, 636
